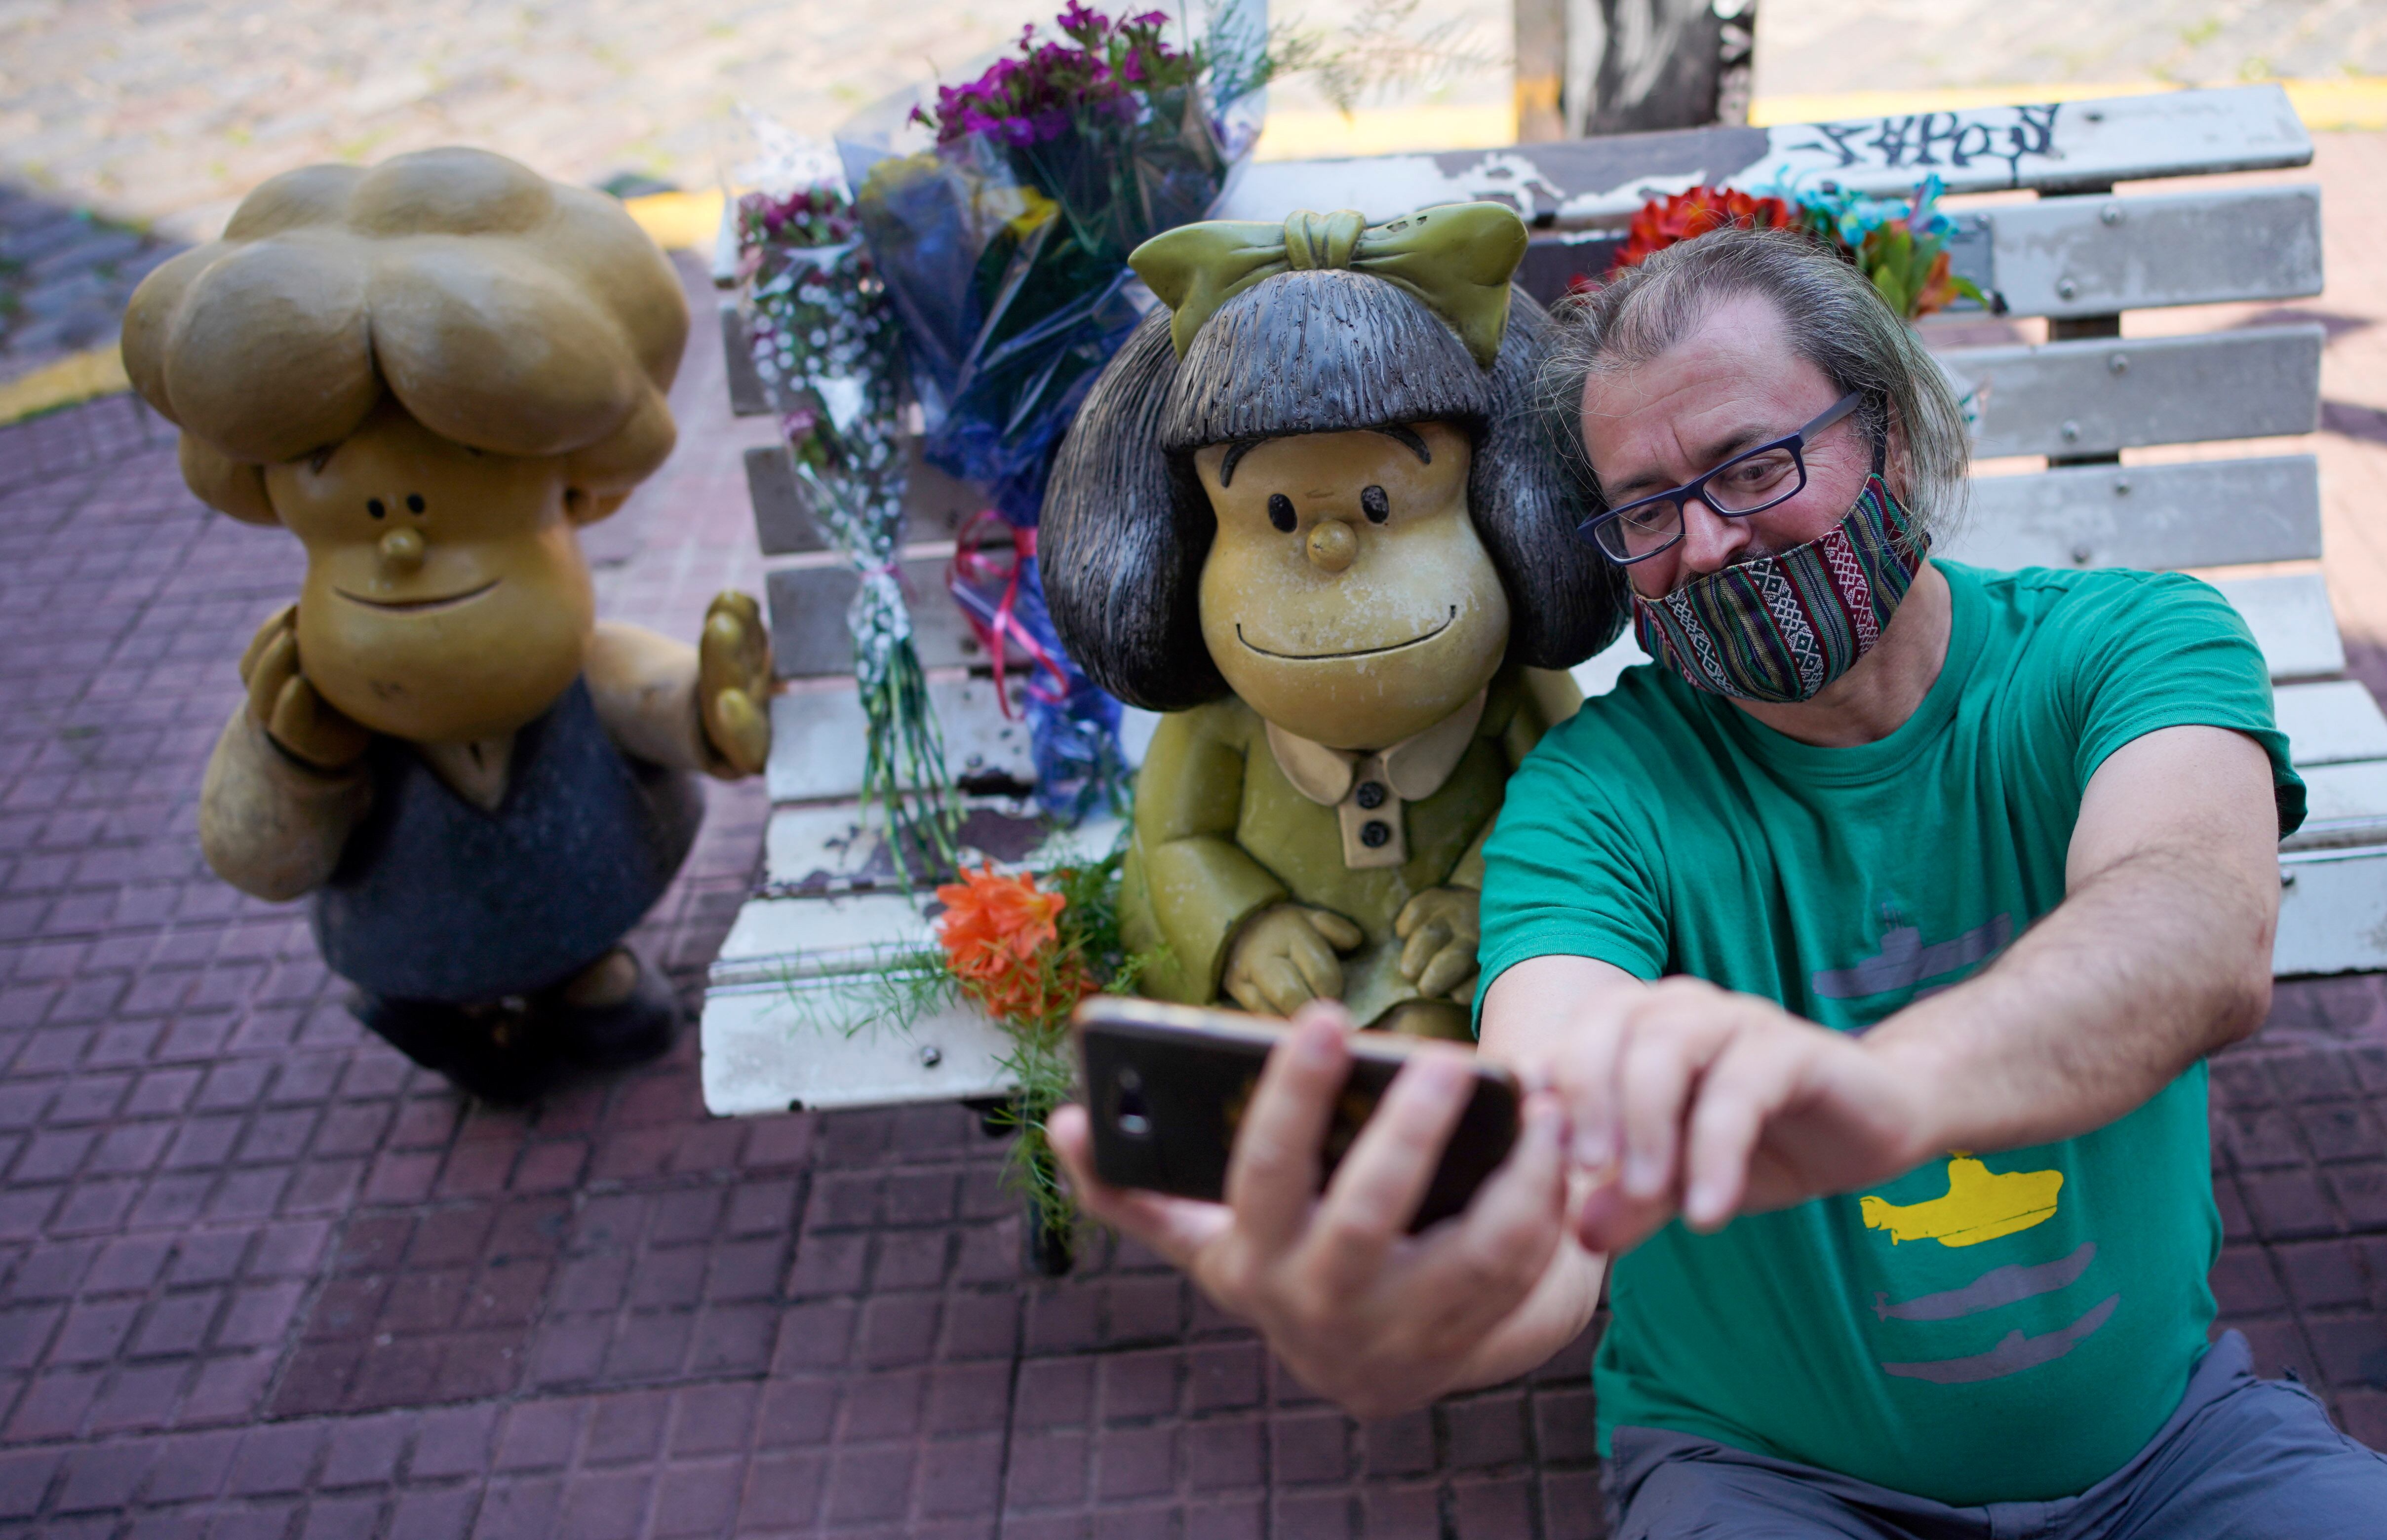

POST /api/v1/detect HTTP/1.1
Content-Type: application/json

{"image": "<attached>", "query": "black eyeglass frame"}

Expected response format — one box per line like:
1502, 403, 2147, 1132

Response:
1575, 388, 1869, 565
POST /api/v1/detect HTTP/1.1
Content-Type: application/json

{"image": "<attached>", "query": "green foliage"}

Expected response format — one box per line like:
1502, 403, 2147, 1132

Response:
987, 831, 1163, 1243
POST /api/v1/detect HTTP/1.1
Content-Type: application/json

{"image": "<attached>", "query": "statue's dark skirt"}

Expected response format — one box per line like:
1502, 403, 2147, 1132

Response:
312, 677, 704, 1002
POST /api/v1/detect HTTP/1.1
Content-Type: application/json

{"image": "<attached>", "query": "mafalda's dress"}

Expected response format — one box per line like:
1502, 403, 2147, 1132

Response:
1120, 661, 1580, 1023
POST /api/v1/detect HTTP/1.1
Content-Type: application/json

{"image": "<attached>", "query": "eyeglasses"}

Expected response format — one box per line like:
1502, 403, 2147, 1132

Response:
1576, 390, 1867, 565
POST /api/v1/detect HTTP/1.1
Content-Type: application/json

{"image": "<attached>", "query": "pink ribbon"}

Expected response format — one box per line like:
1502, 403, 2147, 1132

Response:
947, 510, 1068, 719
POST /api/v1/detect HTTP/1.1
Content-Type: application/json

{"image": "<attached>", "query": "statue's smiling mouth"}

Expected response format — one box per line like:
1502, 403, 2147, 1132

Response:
1235, 606, 1456, 661
333, 579, 502, 613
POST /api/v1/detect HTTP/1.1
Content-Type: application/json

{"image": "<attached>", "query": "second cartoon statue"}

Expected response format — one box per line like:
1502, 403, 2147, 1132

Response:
1041, 203, 1626, 1039
121, 148, 775, 1101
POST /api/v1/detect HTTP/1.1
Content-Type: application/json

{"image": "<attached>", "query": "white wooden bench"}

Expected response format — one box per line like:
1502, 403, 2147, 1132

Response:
701, 82, 2376, 1118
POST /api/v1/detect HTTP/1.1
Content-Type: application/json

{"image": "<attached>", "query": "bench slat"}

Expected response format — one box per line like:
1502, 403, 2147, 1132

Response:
2274, 681, 2387, 768
1216, 85, 2310, 229
701, 985, 1016, 1114
767, 677, 1032, 802
722, 302, 772, 418
715, 889, 936, 976
1946, 326, 2322, 460
1521, 187, 2320, 320
767, 555, 989, 677
1988, 186, 2322, 320
2209, 572, 2345, 682
761, 800, 1126, 894
2276, 843, 2387, 975
1942, 457, 2320, 572
746, 440, 998, 557
764, 682, 1162, 804
2287, 760, 2387, 850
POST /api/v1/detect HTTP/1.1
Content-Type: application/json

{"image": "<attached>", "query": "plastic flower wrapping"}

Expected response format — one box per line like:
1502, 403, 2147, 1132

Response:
835, 2, 1264, 822
732, 116, 954, 877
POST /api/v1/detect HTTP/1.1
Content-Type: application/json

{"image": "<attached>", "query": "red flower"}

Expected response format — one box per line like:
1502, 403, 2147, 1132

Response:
1612, 186, 1798, 271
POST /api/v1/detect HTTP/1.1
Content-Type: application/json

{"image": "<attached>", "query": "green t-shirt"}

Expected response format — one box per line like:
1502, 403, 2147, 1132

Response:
1477, 562, 2305, 1506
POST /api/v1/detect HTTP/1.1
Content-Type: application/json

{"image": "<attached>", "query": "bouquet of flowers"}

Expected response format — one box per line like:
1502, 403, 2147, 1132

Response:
1613, 184, 1798, 269
1611, 175, 1990, 320
837, 3, 1261, 821
734, 121, 953, 875
1789, 175, 1990, 321
933, 852, 1149, 1255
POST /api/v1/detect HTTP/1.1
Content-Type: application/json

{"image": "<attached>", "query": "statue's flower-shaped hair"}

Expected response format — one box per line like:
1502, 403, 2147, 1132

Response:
121, 147, 687, 523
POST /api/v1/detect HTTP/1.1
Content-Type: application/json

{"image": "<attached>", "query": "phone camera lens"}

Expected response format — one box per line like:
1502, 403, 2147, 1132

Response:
1113, 1069, 1151, 1137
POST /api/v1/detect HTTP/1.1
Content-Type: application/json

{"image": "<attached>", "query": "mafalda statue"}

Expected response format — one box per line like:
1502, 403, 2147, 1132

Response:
1042, 204, 1624, 1039
120, 147, 774, 1100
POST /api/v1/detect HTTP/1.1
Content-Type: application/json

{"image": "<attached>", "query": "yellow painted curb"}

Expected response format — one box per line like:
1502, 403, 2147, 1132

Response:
1254, 104, 1517, 160
0, 344, 131, 428
2283, 78, 2387, 132
624, 188, 727, 252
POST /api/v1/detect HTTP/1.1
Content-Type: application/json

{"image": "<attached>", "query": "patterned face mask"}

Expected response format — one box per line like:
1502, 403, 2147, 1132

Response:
1630, 474, 1928, 704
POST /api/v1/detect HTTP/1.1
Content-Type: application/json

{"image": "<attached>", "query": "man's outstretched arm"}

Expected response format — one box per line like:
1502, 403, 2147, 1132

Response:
1497, 723, 2280, 1255
1050, 1004, 1603, 1419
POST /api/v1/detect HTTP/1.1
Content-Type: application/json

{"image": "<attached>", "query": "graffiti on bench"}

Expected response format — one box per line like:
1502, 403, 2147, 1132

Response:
1781, 104, 2062, 182
1218, 86, 2309, 229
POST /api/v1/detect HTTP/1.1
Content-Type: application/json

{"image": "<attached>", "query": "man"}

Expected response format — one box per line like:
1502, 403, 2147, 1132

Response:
1049, 226, 2387, 1534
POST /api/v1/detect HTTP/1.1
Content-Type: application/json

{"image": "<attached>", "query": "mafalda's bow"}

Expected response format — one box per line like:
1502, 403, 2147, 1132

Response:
1129, 202, 1531, 370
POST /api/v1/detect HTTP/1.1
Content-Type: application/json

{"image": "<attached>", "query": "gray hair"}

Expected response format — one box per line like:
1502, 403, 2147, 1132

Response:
1539, 225, 1970, 548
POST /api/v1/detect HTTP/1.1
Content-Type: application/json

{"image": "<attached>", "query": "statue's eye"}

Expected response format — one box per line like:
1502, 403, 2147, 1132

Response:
366, 499, 386, 519
1361, 485, 1389, 523
406, 494, 426, 514
1267, 494, 1296, 533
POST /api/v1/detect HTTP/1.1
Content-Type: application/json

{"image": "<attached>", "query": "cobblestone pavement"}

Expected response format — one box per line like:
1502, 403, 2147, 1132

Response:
0, 138, 2382, 1532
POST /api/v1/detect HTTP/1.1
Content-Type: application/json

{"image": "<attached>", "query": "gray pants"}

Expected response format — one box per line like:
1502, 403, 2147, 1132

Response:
1607, 1333, 2387, 1539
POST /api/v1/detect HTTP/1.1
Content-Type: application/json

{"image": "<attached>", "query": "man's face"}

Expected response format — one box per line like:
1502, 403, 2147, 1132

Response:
1579, 291, 1877, 601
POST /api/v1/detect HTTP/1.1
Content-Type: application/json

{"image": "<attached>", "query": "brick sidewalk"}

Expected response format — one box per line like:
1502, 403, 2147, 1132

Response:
1, 192, 2386, 1540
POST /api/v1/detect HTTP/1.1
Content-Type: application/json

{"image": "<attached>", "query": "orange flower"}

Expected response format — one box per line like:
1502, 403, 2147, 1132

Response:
936, 862, 1064, 969
934, 863, 1093, 1025
1613, 186, 1797, 270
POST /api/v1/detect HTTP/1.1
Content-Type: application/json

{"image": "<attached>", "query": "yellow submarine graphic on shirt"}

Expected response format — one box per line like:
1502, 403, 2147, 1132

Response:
1860, 1155, 2064, 1247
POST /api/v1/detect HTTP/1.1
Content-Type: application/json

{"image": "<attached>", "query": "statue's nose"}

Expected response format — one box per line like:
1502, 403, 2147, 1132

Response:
378, 526, 425, 574
1306, 518, 1357, 573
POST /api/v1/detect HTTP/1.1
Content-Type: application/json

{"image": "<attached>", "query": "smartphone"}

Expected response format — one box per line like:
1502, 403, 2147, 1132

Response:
1072, 995, 1521, 1233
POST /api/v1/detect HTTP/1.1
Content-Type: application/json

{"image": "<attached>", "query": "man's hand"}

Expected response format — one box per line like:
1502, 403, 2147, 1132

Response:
1222, 904, 1364, 1015
698, 591, 772, 777
1395, 886, 1480, 1001
239, 605, 370, 770
1048, 1002, 1582, 1419
1542, 974, 1936, 1254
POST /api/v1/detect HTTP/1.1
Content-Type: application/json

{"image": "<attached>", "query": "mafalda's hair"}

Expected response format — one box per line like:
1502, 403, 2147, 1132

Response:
121, 147, 687, 525
1043, 268, 1624, 712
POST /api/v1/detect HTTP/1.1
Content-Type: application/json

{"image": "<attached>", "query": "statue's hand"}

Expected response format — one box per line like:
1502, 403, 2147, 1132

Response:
698, 590, 772, 776
1223, 903, 1365, 1016
238, 605, 370, 770
1394, 886, 1481, 1001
